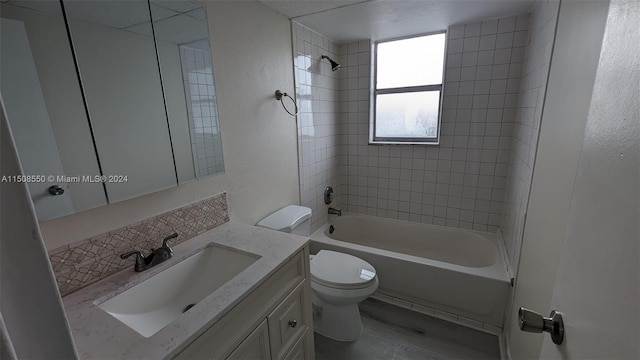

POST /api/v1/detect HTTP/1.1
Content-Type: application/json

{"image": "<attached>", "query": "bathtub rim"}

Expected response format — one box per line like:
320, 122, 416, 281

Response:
311, 213, 511, 284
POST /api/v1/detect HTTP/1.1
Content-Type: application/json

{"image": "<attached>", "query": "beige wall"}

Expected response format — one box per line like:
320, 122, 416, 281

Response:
540, 1, 639, 356
505, 0, 610, 358
1, 100, 77, 359
40, 1, 300, 250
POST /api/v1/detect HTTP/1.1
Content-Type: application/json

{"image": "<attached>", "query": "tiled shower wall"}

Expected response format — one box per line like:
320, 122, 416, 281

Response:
338, 14, 528, 232
180, 45, 224, 177
292, 22, 343, 233
501, 0, 560, 270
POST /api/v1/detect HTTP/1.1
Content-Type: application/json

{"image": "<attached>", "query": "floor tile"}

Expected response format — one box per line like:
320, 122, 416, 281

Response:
314, 299, 500, 360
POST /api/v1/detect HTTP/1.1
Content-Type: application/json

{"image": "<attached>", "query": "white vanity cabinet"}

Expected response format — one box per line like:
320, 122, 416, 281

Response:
175, 246, 315, 360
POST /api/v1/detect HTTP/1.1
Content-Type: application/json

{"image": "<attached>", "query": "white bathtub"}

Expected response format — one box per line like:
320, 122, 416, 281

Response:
310, 214, 511, 328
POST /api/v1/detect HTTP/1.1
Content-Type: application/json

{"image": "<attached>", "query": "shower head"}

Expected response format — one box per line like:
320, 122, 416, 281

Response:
321, 55, 341, 71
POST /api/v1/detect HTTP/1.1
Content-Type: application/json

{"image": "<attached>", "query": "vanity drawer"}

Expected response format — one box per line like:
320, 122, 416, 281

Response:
267, 282, 308, 359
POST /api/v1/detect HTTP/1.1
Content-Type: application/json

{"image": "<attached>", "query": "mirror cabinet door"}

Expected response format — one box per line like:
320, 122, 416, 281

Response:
150, 0, 225, 183
62, 0, 178, 203
0, 0, 107, 221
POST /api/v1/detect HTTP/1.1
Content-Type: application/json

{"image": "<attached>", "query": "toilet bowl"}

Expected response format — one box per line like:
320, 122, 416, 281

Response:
257, 205, 378, 341
309, 250, 378, 341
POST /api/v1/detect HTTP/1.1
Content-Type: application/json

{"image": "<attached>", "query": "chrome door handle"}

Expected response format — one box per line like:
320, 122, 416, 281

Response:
518, 307, 564, 345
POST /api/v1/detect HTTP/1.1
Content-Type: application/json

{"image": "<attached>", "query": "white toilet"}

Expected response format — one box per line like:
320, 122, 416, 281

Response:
257, 205, 378, 342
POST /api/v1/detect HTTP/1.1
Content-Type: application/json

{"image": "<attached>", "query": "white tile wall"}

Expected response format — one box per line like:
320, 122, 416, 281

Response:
339, 14, 527, 233
293, 8, 559, 249
180, 45, 224, 178
292, 22, 343, 232
501, 1, 560, 270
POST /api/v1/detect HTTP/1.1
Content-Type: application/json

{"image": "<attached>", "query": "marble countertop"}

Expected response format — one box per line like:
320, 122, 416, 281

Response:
63, 222, 309, 359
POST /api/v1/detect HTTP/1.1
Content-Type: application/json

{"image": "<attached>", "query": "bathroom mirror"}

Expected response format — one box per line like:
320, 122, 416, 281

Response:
0, 0, 224, 221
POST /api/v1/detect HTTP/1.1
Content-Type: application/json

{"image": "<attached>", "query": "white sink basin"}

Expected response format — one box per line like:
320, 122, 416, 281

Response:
97, 244, 260, 337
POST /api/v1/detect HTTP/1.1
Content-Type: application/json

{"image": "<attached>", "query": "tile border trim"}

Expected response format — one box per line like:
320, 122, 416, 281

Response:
370, 292, 503, 335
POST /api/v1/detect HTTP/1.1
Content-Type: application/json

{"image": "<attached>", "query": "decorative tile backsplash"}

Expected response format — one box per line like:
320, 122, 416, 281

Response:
48, 193, 229, 296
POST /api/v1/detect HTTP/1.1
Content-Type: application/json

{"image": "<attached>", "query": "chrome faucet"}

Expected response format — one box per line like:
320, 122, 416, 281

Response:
121, 233, 178, 272
328, 207, 342, 216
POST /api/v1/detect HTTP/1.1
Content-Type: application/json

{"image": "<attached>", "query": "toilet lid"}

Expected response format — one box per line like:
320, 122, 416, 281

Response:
310, 250, 377, 290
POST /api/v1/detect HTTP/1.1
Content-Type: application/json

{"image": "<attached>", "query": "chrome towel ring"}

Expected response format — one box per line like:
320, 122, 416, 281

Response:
275, 90, 298, 116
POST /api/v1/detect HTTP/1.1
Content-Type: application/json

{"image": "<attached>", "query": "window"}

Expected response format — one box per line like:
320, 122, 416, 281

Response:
372, 32, 446, 144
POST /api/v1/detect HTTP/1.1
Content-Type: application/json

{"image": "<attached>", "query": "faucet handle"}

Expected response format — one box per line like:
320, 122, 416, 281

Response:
120, 250, 146, 270
162, 233, 178, 253
121, 250, 145, 261
121, 250, 151, 272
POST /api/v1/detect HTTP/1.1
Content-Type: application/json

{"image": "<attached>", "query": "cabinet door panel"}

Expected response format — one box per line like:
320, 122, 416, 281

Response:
282, 330, 310, 360
267, 283, 308, 359
227, 319, 271, 360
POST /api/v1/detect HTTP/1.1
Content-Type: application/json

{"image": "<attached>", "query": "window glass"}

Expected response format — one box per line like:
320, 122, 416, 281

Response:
377, 34, 445, 89
375, 91, 440, 138
372, 32, 446, 144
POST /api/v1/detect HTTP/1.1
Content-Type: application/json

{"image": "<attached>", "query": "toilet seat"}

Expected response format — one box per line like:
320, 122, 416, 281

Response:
310, 250, 377, 290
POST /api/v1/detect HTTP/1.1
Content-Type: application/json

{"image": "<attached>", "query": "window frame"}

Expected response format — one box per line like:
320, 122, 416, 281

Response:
370, 31, 448, 145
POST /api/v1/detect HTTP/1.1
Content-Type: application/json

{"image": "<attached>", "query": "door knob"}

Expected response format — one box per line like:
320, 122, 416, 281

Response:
518, 307, 564, 345
48, 185, 65, 195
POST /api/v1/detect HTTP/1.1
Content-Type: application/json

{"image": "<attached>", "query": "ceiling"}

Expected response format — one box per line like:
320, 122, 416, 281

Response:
260, 0, 536, 43
260, 0, 368, 18
4, 0, 537, 44
4, 0, 209, 45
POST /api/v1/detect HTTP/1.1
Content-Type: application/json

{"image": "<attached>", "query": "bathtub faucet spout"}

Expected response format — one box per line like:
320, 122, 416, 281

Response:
328, 207, 342, 216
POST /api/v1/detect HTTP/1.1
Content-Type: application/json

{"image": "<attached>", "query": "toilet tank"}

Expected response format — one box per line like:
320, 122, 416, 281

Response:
256, 205, 312, 236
